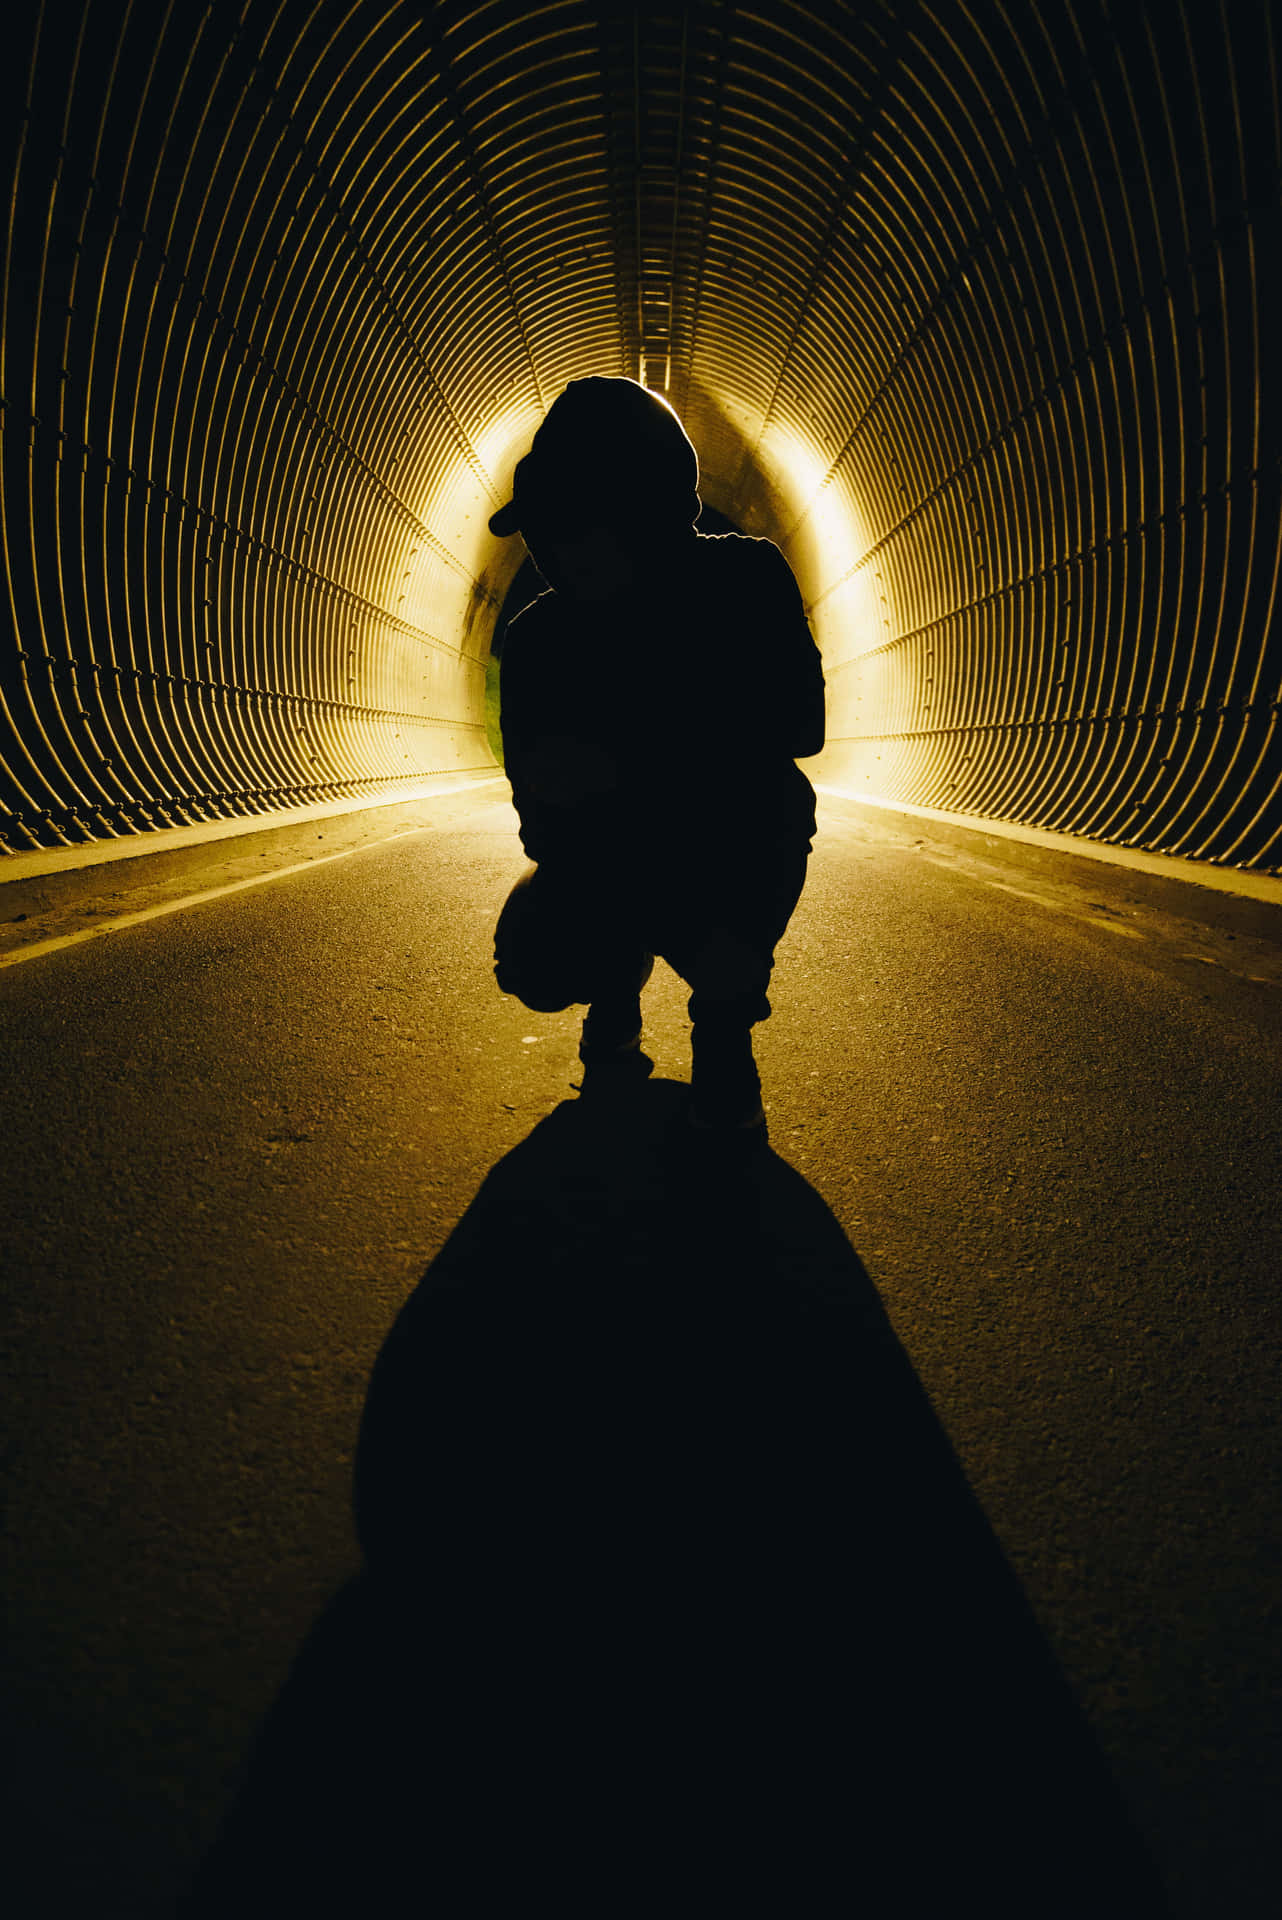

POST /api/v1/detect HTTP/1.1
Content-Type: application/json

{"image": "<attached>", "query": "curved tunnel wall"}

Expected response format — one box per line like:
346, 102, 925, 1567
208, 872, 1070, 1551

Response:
3, 0, 1279, 868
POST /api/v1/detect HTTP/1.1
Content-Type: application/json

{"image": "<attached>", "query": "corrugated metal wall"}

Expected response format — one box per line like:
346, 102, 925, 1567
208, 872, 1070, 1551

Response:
3, 0, 1279, 867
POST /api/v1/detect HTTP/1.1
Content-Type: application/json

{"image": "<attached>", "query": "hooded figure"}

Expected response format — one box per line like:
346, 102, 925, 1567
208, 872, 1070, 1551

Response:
490, 376, 825, 1131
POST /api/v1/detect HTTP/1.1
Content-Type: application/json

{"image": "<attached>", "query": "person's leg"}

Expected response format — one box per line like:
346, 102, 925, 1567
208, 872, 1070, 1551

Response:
578, 951, 655, 1063
493, 867, 586, 1011
494, 864, 654, 1066
687, 974, 770, 1130
660, 840, 811, 1128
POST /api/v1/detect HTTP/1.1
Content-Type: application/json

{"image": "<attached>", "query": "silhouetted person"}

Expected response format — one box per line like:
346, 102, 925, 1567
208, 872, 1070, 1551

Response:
489, 376, 825, 1130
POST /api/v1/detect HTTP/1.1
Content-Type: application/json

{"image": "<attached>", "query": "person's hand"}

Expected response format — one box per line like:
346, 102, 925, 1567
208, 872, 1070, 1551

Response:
523, 734, 618, 806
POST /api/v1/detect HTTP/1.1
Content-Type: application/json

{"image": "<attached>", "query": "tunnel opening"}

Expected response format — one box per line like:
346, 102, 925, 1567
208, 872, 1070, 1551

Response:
1, 1, 1277, 869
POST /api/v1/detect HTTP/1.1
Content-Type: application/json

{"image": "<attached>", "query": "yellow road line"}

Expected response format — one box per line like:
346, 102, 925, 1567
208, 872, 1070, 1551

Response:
0, 828, 430, 970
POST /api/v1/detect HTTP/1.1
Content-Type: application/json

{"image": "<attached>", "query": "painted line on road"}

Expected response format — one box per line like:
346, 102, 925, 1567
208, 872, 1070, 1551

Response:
923, 855, 1151, 938
982, 877, 1146, 931
0, 828, 431, 970
814, 783, 1282, 904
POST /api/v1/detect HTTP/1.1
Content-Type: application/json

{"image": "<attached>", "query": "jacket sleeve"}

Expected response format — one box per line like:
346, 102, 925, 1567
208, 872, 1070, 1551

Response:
732, 541, 826, 761
498, 601, 559, 863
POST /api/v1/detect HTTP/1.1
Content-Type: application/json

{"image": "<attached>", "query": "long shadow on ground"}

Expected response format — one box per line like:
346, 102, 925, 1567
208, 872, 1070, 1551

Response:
186, 1079, 1170, 1914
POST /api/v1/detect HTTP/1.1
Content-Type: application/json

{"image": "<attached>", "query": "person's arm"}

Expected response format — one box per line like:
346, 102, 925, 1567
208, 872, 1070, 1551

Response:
499, 604, 618, 860
729, 541, 826, 761
499, 605, 555, 861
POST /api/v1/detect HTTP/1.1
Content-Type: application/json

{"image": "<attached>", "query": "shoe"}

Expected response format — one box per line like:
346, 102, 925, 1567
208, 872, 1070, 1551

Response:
576, 1041, 655, 1099
578, 1052, 655, 1098
579, 1006, 644, 1065
577, 1003, 654, 1095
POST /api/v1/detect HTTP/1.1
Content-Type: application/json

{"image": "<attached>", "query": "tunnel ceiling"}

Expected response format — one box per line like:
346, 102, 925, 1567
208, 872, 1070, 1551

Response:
3, 0, 1280, 868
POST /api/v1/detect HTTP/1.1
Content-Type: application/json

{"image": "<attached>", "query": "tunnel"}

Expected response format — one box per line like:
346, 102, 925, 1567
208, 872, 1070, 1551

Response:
6, 6, 1282, 1913
4, 0, 1279, 870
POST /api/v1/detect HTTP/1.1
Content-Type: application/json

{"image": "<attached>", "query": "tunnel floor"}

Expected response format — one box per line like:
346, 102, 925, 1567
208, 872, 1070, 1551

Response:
2, 787, 1280, 1914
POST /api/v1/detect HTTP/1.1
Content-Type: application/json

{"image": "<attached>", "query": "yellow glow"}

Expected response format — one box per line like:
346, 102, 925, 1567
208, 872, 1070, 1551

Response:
342, 394, 549, 774
757, 427, 882, 686
762, 429, 868, 585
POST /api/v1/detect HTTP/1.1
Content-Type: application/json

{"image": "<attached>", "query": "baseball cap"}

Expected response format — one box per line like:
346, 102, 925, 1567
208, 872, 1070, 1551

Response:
488, 376, 700, 537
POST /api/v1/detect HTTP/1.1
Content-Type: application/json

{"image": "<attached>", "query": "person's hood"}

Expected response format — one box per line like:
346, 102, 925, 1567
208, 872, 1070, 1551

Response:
489, 376, 700, 540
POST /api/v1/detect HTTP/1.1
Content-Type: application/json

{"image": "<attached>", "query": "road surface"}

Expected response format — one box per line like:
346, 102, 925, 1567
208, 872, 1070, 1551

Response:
2, 784, 1279, 1913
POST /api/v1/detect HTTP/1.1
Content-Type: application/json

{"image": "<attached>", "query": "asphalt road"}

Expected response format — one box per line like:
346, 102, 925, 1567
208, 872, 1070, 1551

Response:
2, 784, 1280, 1914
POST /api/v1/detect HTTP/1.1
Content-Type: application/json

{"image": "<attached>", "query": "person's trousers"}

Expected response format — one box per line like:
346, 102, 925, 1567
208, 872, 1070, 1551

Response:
493, 838, 811, 1030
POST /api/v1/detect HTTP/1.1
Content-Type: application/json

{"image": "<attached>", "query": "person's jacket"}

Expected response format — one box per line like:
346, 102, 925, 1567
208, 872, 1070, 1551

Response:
499, 532, 825, 865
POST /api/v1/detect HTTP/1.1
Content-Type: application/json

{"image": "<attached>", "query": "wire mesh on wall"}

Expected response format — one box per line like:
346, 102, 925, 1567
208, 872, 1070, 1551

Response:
3, 0, 1279, 867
